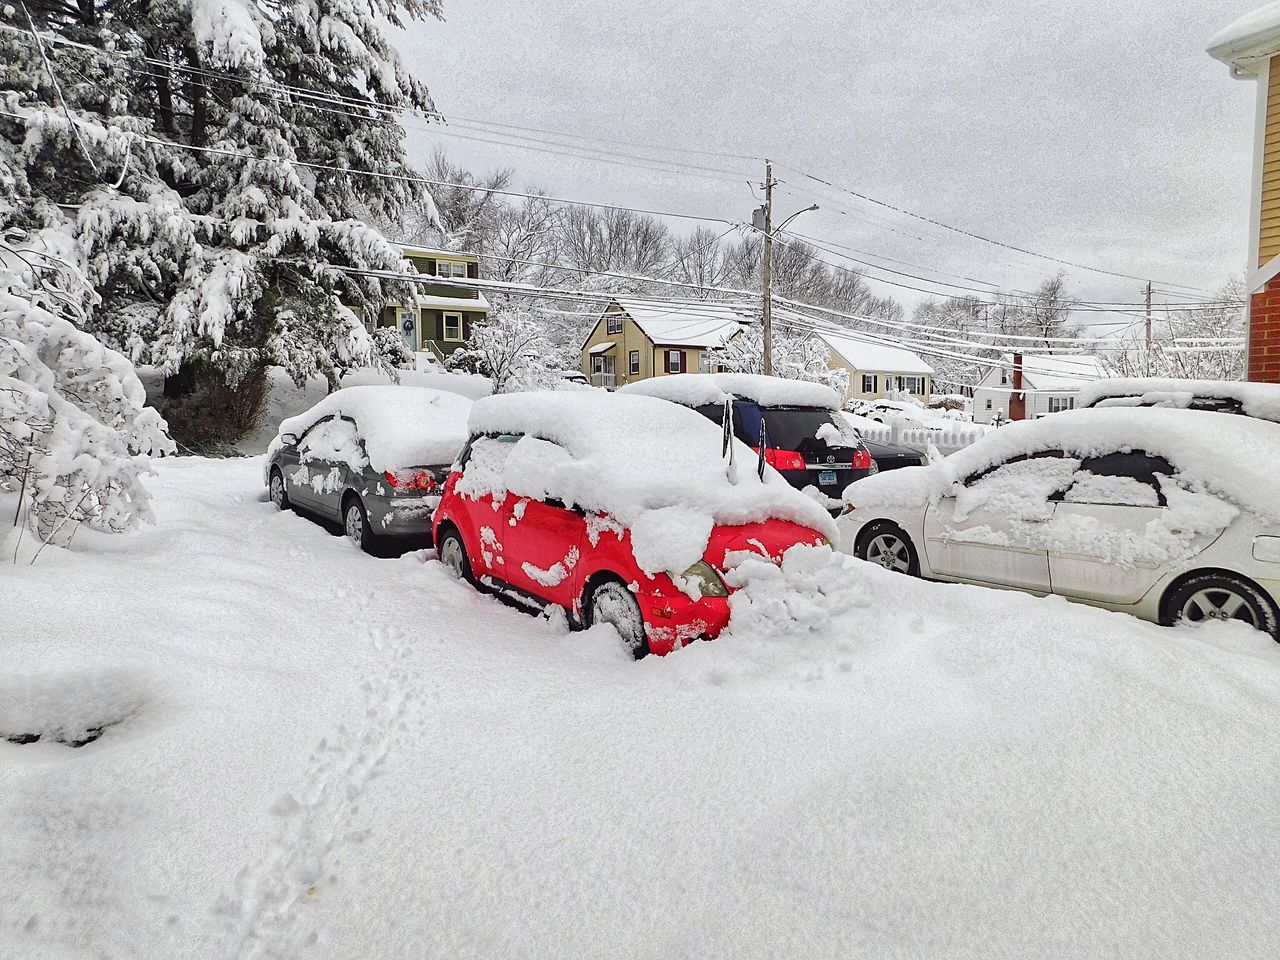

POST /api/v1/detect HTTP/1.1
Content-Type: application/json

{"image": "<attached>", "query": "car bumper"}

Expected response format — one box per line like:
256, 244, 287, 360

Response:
367, 494, 441, 538
639, 592, 731, 656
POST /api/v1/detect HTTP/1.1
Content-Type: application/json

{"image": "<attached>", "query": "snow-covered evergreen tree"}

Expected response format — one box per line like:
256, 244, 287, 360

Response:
1, 228, 174, 543
1, 0, 442, 444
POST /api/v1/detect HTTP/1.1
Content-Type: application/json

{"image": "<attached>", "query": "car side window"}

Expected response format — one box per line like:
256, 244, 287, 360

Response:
455, 434, 521, 502
1061, 451, 1173, 507
955, 451, 1080, 522
297, 416, 362, 467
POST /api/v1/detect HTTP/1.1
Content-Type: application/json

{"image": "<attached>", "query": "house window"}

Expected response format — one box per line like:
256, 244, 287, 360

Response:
665, 350, 683, 374
985, 398, 993, 410
899, 376, 923, 394
629, 350, 640, 375
436, 259, 467, 279
1048, 396, 1075, 414
443, 312, 463, 341
1000, 369, 1009, 385
606, 314, 623, 335
861, 373, 877, 393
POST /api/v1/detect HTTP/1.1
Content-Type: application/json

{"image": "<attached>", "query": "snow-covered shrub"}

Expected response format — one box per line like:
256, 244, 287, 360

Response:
369, 326, 413, 372
1, 232, 174, 543
444, 347, 493, 378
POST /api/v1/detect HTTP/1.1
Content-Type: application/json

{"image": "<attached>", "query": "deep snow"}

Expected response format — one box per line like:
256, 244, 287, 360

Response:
4, 457, 1280, 959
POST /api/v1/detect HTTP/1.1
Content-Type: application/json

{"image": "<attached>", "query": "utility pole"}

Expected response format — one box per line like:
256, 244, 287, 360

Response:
761, 159, 775, 376
1144, 280, 1153, 376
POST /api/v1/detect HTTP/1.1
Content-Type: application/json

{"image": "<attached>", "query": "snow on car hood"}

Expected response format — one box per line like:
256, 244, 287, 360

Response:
465, 391, 837, 574
618, 372, 840, 410
843, 407, 1280, 524
270, 386, 472, 474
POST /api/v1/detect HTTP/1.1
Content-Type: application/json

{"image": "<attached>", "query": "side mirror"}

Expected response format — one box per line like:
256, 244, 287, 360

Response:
280, 433, 299, 446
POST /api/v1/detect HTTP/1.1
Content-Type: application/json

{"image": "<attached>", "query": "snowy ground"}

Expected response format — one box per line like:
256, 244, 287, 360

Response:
4, 457, 1280, 959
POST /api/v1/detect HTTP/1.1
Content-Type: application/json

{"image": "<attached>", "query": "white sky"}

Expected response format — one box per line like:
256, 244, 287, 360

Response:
393, 0, 1259, 327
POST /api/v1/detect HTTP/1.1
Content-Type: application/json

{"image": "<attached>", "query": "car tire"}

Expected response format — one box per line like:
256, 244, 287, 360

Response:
1162, 572, 1280, 640
437, 526, 475, 585
586, 580, 650, 660
342, 496, 377, 555
855, 522, 920, 577
269, 468, 290, 511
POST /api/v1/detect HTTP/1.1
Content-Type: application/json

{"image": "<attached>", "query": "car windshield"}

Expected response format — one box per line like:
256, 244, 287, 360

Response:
745, 406, 851, 450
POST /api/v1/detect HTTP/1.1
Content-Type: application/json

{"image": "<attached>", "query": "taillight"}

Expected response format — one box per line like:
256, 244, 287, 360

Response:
384, 470, 438, 492
853, 448, 872, 470
751, 447, 806, 471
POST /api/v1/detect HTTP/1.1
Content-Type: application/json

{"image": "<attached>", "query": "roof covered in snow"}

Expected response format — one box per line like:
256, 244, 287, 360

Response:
606, 298, 750, 349
980, 354, 1108, 391
814, 330, 934, 375
618, 372, 841, 410
414, 291, 490, 312
844, 405, 1280, 523
1076, 377, 1280, 423
273, 386, 472, 473
1207, 2, 1280, 73
462, 391, 837, 570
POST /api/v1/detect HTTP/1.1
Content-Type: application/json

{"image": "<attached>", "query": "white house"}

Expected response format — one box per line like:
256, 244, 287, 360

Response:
811, 330, 934, 404
972, 354, 1109, 424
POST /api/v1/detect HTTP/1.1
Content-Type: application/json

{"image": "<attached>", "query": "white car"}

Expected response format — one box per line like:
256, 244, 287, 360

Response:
837, 402, 1280, 639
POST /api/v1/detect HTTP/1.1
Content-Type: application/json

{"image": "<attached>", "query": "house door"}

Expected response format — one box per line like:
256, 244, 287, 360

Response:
591, 354, 615, 388
400, 311, 418, 350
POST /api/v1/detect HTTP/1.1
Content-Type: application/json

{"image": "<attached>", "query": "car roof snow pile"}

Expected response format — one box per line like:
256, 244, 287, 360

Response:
619, 373, 841, 411
1077, 378, 1280, 424
272, 386, 473, 472
464, 391, 837, 575
844, 406, 1280, 523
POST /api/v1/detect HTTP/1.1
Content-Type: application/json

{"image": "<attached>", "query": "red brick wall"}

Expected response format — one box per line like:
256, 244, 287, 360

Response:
1250, 277, 1280, 382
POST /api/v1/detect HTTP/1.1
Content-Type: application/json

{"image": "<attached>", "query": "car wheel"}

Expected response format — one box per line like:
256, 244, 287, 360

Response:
438, 527, 474, 584
1163, 572, 1279, 640
587, 580, 650, 660
269, 469, 290, 511
343, 497, 377, 554
856, 522, 919, 576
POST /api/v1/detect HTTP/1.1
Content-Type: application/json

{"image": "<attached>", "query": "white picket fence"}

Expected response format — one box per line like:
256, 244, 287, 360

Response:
855, 419, 992, 458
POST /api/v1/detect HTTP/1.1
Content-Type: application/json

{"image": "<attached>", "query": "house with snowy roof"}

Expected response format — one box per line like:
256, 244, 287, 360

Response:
811, 329, 934, 405
1208, 3, 1280, 383
362, 245, 489, 362
971, 354, 1108, 424
579, 298, 755, 389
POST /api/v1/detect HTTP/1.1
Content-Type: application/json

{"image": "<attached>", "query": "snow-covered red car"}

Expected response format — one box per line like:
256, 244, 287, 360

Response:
431, 391, 836, 657
266, 386, 472, 552
837, 403, 1280, 639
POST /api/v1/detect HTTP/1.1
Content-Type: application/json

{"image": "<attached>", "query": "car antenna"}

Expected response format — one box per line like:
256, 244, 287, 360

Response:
757, 416, 769, 481
722, 396, 738, 483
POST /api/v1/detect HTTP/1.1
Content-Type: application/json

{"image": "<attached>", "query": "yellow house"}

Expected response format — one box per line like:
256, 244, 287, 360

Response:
362, 245, 489, 362
811, 329, 934, 404
580, 298, 750, 389
1208, 5, 1280, 381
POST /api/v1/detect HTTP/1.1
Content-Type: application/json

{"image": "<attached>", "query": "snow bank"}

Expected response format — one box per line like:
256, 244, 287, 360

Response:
1078, 377, 1280, 423
619, 372, 840, 409
272, 386, 471, 474
464, 391, 837, 573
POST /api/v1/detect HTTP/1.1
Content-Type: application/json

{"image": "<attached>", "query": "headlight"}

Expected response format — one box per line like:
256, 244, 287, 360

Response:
680, 560, 729, 598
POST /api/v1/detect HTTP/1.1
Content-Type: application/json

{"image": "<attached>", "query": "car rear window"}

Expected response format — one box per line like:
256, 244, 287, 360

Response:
746, 406, 848, 450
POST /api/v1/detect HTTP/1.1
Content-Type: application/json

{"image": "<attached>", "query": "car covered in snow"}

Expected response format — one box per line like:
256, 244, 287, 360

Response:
265, 386, 472, 552
837, 406, 1280, 639
431, 391, 836, 657
618, 373, 875, 510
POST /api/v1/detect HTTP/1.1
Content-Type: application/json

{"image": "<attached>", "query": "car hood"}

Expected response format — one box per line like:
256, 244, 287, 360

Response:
704, 519, 829, 567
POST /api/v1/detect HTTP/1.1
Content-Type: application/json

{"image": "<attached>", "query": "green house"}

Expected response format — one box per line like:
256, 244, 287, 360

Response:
365, 245, 489, 361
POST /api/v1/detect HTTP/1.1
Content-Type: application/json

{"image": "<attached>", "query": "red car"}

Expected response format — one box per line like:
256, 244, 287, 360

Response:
431, 393, 835, 657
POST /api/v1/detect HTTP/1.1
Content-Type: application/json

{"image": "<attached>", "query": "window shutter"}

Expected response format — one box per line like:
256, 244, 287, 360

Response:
467, 262, 478, 279
663, 351, 671, 373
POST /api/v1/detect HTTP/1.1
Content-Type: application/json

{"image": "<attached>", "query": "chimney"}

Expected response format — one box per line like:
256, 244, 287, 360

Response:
1009, 353, 1026, 421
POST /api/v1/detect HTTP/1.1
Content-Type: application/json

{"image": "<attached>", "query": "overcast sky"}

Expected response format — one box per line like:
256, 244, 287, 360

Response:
393, 0, 1259, 325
